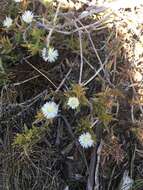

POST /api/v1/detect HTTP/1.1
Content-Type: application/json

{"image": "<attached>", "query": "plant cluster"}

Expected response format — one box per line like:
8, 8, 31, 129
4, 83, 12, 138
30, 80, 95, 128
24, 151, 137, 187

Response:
1, 1, 116, 151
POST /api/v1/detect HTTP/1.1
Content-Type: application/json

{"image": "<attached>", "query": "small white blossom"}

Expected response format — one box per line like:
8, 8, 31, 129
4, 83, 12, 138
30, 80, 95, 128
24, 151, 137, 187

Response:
42, 47, 58, 63
67, 97, 79, 109
79, 132, 94, 148
3, 17, 13, 28
41, 101, 59, 119
22, 10, 34, 24
47, 47, 59, 63
42, 48, 48, 62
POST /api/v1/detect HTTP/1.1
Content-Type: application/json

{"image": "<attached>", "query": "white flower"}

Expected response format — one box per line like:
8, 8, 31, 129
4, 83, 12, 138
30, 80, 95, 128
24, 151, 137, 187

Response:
3, 17, 13, 28
42, 47, 58, 63
41, 101, 59, 119
42, 48, 48, 61
79, 132, 94, 148
14, 0, 22, 2
67, 97, 80, 109
22, 10, 34, 23
47, 47, 59, 63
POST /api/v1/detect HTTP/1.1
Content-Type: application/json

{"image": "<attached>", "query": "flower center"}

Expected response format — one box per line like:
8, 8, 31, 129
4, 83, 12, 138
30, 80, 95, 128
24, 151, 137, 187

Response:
47, 106, 55, 113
